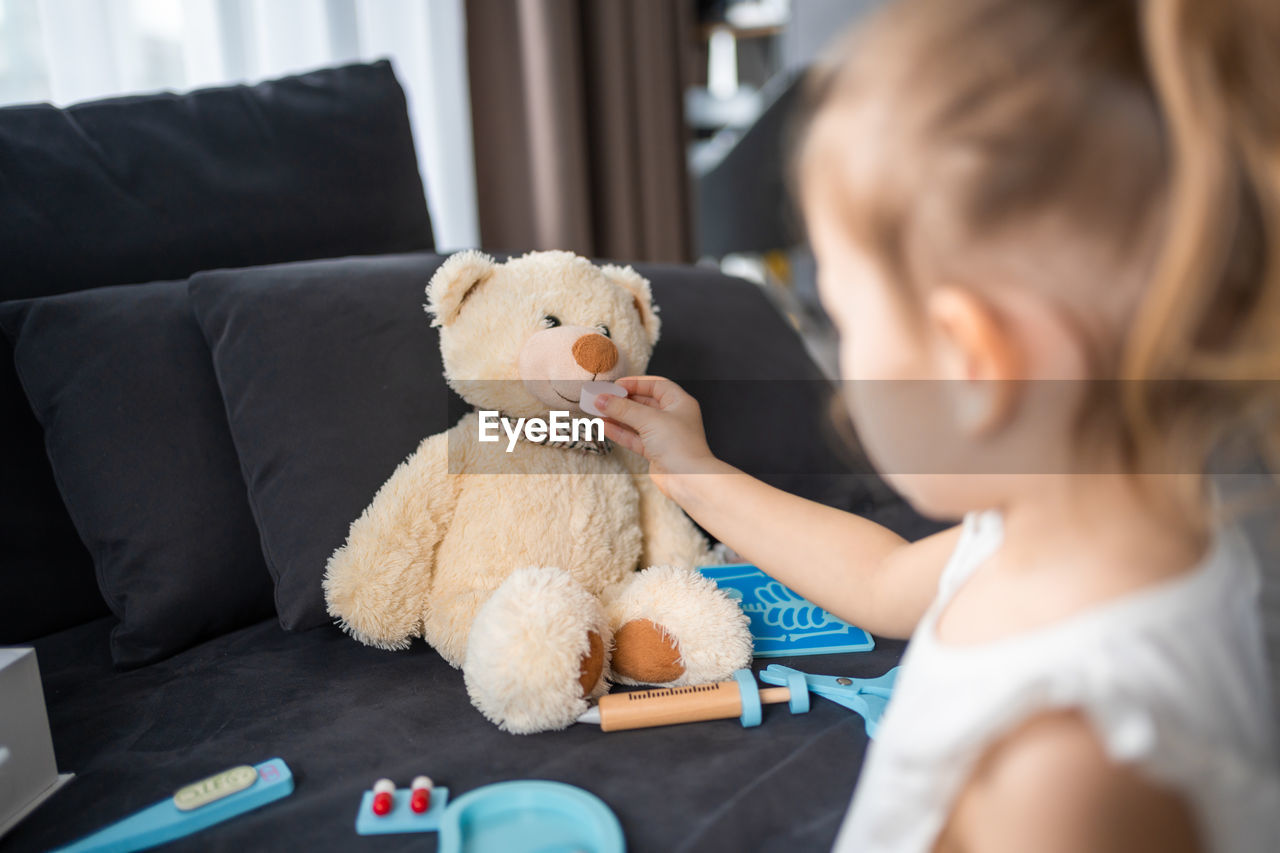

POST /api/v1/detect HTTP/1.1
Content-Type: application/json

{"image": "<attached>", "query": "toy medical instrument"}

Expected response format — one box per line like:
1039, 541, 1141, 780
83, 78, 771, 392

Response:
437, 780, 623, 853
52, 758, 293, 853
355, 779, 451, 836
579, 380, 627, 416
576, 665, 899, 735
760, 664, 898, 737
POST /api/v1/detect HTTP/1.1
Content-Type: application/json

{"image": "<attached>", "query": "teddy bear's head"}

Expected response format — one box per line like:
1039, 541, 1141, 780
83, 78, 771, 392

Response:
426, 250, 661, 418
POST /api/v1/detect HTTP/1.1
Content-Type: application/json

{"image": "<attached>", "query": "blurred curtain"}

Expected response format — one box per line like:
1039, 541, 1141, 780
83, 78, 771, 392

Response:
19, 0, 478, 249
466, 0, 695, 263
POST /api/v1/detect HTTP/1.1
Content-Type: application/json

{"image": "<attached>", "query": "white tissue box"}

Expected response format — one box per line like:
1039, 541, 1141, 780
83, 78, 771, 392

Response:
0, 647, 72, 839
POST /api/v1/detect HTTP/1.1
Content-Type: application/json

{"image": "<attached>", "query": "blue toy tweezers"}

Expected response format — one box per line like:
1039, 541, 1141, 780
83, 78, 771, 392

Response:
760, 665, 899, 737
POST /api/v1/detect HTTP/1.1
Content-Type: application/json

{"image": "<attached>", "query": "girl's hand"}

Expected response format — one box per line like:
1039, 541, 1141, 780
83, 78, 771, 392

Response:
595, 377, 718, 498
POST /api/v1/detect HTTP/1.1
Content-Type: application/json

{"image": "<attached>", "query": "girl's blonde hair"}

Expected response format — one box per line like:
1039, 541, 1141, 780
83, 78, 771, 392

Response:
797, 0, 1280, 485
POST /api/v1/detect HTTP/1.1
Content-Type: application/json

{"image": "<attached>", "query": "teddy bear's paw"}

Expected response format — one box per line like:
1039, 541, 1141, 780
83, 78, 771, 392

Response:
605, 564, 753, 686
323, 546, 424, 651
578, 630, 607, 697
463, 566, 611, 734
612, 619, 685, 683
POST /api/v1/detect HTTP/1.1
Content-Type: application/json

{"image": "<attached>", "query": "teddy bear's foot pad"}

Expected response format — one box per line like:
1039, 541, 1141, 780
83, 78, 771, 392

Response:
578, 631, 605, 696
611, 619, 685, 683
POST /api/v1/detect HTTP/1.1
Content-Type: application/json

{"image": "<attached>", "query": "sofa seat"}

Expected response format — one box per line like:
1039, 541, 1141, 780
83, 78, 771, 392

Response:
11, 616, 905, 852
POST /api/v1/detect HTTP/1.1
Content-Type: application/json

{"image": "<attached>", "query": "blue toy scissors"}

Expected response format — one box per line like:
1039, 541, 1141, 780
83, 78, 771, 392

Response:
760, 664, 899, 737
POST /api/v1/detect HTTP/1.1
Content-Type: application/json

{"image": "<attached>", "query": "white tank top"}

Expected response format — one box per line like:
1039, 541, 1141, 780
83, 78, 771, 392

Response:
833, 510, 1280, 853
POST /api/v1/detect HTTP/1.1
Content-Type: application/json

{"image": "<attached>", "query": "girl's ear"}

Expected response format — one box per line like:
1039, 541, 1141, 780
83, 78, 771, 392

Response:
600, 263, 661, 345
426, 250, 496, 327
926, 287, 1024, 436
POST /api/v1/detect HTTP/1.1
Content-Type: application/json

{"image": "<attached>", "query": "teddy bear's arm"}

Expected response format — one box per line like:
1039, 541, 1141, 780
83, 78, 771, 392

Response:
322, 430, 458, 650
619, 448, 717, 569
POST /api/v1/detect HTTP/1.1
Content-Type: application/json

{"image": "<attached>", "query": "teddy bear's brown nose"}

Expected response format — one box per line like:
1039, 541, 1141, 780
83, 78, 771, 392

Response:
572, 333, 618, 374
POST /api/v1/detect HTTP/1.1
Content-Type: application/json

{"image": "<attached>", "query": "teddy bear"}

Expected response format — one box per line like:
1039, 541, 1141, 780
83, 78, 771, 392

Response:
322, 250, 752, 734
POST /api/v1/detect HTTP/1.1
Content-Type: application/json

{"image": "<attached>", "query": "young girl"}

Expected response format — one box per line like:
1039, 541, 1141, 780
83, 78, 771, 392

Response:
597, 0, 1280, 850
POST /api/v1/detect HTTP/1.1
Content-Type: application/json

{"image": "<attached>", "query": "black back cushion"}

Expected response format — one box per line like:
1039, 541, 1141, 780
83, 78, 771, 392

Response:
0, 59, 432, 298
0, 61, 434, 642
1, 284, 276, 666
0, 349, 105, 641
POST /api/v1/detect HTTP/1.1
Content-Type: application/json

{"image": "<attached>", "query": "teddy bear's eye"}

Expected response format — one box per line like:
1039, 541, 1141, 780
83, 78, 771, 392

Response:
596, 324, 611, 338
542, 315, 561, 328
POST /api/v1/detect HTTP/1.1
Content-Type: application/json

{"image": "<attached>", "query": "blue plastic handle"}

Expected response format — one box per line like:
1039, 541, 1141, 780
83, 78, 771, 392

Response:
783, 668, 810, 714
733, 668, 763, 727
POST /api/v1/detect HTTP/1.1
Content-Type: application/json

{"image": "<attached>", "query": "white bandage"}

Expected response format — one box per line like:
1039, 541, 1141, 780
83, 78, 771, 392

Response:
579, 381, 627, 417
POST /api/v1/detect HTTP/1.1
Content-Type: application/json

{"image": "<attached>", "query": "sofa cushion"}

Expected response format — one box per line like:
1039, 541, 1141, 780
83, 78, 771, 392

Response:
0, 60, 432, 301
0, 347, 106, 642
189, 254, 453, 631
0, 60, 432, 642
187, 252, 891, 632
9, 615, 907, 852
0, 283, 275, 666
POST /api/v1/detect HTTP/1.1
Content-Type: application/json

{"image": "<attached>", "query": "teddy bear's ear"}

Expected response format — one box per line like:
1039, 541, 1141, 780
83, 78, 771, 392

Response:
426, 250, 497, 327
600, 263, 661, 345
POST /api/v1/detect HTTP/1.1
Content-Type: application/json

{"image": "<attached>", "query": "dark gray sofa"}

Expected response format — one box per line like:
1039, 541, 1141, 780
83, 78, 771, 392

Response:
0, 62, 937, 852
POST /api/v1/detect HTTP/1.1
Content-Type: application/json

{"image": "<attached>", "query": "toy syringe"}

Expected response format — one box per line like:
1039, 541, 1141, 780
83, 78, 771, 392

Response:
576, 666, 898, 736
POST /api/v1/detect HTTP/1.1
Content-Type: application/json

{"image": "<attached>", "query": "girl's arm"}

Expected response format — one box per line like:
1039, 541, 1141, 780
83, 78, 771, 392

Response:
669, 463, 958, 639
598, 377, 958, 639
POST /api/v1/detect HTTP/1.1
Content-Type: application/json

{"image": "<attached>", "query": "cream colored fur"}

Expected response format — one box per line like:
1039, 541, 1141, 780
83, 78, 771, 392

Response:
323, 251, 752, 734
603, 565, 754, 686
465, 567, 612, 734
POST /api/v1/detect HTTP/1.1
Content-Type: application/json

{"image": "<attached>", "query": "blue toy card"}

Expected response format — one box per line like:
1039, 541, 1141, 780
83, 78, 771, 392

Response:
699, 564, 874, 657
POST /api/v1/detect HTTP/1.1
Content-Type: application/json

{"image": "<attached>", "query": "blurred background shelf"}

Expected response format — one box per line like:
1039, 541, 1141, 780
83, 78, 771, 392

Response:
686, 0, 888, 377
